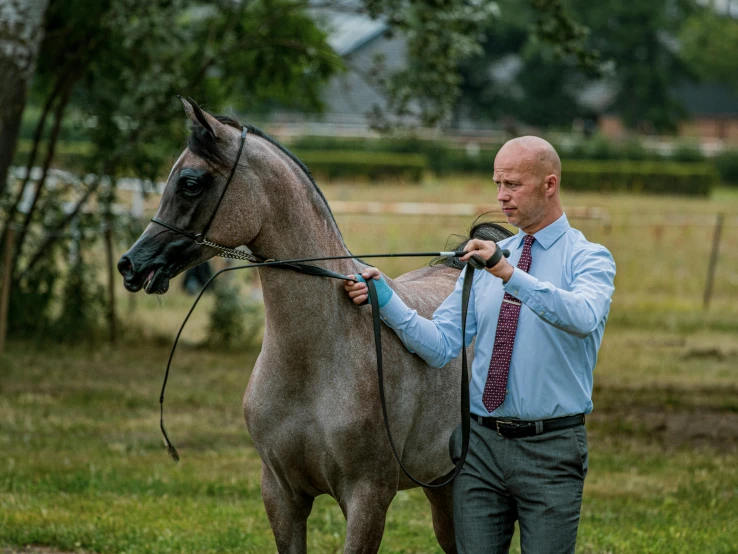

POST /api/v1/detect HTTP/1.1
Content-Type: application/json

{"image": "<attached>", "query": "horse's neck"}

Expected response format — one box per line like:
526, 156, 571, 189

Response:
250, 167, 361, 340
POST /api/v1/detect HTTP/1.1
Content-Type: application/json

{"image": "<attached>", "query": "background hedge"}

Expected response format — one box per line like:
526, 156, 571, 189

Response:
562, 161, 716, 196
11, 135, 728, 195
714, 150, 738, 186
293, 150, 426, 182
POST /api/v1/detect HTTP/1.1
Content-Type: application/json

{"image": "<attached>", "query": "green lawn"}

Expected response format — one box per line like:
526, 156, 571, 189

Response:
2, 182, 738, 553
2, 323, 737, 554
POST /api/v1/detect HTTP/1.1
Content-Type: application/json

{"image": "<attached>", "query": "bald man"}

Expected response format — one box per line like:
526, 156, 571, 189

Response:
344, 136, 616, 553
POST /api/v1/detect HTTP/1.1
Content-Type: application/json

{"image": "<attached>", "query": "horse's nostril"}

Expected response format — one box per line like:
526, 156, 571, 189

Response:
117, 255, 134, 278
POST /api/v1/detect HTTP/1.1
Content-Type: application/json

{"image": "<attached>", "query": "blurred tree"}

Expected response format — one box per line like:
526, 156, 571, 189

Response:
0, 0, 50, 196
455, 0, 696, 133
454, 0, 591, 129
0, 0, 599, 339
1, 0, 341, 338
570, 0, 695, 132
362, 0, 598, 130
679, 9, 738, 91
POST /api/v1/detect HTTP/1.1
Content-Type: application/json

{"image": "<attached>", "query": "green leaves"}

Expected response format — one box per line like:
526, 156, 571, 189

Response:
679, 10, 738, 91
361, 0, 500, 129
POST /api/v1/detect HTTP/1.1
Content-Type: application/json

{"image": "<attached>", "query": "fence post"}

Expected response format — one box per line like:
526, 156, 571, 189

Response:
0, 227, 16, 354
703, 213, 724, 310
105, 224, 117, 344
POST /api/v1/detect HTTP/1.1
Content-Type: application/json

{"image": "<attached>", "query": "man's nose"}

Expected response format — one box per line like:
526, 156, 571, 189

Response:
497, 188, 510, 202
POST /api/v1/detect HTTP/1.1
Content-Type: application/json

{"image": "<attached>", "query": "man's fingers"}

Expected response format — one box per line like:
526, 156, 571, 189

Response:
463, 239, 481, 252
353, 294, 368, 305
462, 239, 497, 258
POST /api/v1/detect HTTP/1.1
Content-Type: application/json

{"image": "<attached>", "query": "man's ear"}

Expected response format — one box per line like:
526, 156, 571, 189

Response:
178, 95, 230, 142
544, 174, 558, 196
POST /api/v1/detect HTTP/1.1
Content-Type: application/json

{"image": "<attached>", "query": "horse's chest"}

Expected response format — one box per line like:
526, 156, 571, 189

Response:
244, 358, 381, 490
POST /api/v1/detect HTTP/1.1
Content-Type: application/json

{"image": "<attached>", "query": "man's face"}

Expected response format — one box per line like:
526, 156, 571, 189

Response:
493, 147, 547, 231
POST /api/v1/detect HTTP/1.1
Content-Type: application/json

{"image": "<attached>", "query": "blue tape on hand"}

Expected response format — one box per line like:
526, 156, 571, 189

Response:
354, 273, 393, 308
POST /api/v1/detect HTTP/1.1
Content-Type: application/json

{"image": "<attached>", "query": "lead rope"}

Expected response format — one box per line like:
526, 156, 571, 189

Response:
367, 266, 473, 488
159, 250, 490, 487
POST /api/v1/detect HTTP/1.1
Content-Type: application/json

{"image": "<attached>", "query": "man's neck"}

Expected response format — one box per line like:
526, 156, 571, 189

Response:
521, 207, 564, 235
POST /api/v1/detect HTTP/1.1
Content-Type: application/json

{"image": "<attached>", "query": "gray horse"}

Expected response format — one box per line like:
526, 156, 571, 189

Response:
118, 98, 509, 553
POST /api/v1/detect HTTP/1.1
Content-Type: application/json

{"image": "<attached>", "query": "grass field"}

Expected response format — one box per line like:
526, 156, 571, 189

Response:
2, 179, 738, 553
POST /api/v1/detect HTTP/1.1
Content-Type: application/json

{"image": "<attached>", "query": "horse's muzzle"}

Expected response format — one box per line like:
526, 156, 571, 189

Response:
117, 254, 171, 294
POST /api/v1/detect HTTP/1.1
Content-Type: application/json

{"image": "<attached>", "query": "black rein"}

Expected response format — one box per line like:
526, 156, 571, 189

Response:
157, 254, 475, 489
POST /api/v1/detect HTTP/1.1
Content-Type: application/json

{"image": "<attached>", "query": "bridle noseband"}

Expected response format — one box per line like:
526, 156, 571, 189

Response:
151, 126, 256, 261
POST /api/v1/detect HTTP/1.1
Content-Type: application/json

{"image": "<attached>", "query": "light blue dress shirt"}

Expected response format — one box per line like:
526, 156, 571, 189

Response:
379, 214, 616, 420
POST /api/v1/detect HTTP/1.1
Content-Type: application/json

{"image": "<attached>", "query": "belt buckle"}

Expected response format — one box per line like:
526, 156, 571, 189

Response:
495, 420, 514, 436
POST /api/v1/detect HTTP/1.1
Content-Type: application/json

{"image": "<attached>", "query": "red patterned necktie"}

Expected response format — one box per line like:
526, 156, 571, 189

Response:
482, 234, 535, 412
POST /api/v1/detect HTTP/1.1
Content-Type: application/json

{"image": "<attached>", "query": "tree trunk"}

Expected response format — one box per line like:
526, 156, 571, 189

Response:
0, 0, 50, 196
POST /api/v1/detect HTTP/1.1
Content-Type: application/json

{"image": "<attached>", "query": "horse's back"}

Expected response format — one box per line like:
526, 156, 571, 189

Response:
389, 264, 460, 317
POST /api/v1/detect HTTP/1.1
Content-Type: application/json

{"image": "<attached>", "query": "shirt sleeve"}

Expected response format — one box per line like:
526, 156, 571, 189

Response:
379, 269, 478, 368
503, 245, 616, 337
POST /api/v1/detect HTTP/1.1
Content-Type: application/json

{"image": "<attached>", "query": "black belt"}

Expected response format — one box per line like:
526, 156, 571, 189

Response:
472, 413, 585, 438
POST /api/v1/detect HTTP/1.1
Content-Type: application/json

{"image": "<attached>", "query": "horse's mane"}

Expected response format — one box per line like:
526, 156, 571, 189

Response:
187, 114, 346, 247
431, 219, 514, 269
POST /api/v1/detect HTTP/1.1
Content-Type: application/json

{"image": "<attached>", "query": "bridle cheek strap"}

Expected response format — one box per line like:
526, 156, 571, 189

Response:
151, 126, 249, 247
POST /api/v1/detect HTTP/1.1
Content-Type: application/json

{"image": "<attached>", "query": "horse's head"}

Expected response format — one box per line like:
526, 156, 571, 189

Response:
118, 97, 267, 294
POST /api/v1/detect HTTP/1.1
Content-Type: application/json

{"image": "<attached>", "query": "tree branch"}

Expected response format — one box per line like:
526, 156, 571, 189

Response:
17, 176, 102, 282
0, 73, 66, 255
13, 85, 72, 269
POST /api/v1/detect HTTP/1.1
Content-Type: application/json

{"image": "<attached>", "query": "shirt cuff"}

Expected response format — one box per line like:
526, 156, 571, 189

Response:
378, 290, 412, 328
503, 267, 537, 303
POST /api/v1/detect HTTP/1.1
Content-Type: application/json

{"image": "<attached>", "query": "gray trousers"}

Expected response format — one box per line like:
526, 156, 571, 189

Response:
449, 419, 588, 554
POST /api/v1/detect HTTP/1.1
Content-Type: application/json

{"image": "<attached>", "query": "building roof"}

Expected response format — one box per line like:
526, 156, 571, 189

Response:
673, 81, 738, 117
310, 2, 387, 56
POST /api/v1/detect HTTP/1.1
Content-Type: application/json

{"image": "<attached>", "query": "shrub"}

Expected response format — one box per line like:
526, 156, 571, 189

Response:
206, 282, 264, 349
714, 150, 738, 186
294, 150, 426, 182
290, 135, 499, 175
671, 141, 705, 162
51, 255, 106, 341
562, 161, 716, 196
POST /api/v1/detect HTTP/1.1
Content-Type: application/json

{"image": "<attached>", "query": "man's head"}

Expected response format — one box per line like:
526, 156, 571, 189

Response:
493, 136, 562, 234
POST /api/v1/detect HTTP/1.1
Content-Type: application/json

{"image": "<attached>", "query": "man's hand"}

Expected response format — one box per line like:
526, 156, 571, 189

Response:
344, 267, 383, 306
460, 239, 515, 282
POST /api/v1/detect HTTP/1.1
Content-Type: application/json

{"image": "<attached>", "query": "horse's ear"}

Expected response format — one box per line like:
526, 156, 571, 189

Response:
178, 95, 229, 142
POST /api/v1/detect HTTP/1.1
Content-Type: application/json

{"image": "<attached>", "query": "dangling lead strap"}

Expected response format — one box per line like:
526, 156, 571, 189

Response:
160, 254, 478, 489
367, 264, 474, 488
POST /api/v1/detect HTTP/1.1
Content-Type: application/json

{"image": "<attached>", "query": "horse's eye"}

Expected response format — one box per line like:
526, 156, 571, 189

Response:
179, 177, 203, 196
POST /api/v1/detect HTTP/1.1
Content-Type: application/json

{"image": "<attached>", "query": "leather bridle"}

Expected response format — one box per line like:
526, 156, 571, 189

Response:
151, 127, 256, 261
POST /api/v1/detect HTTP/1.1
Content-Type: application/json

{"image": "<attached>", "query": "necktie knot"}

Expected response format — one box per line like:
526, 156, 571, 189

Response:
524, 234, 535, 247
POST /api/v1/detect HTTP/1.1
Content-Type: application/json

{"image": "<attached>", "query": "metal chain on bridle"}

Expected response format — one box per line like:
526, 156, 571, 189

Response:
201, 238, 260, 262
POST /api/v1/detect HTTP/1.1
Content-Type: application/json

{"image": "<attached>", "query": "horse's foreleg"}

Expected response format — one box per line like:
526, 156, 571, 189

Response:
424, 483, 457, 554
261, 465, 314, 554
340, 482, 395, 554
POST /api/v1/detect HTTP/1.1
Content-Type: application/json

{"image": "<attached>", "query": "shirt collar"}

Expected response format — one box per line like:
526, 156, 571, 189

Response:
512, 213, 570, 251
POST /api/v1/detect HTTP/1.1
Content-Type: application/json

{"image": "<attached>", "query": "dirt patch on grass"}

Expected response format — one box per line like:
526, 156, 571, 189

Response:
590, 409, 738, 450
591, 383, 738, 450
